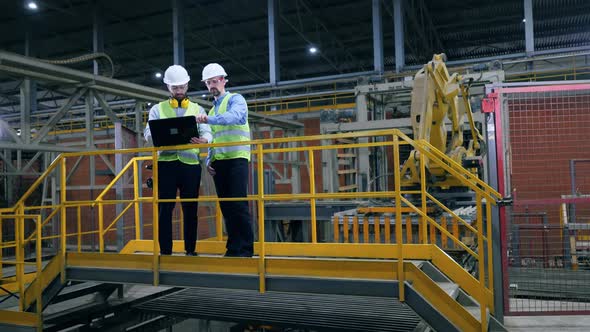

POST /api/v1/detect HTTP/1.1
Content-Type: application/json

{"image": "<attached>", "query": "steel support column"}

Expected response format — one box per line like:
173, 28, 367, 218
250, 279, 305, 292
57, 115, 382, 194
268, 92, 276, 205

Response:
288, 130, 301, 194
268, 0, 280, 85
393, 0, 405, 73
19, 79, 34, 146
86, 92, 96, 251
356, 94, 370, 192
93, 0, 104, 75
524, 0, 534, 55
115, 123, 125, 250
372, 0, 384, 74
486, 108, 505, 322
135, 102, 144, 147
172, 0, 185, 66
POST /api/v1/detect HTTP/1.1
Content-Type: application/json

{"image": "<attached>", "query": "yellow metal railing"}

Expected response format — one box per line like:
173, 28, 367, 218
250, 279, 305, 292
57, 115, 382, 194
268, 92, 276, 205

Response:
506, 64, 590, 82
249, 91, 355, 115
28, 91, 357, 136
0, 129, 501, 331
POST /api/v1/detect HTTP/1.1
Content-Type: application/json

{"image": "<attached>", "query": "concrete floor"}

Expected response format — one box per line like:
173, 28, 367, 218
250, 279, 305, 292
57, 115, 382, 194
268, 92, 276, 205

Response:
504, 315, 590, 331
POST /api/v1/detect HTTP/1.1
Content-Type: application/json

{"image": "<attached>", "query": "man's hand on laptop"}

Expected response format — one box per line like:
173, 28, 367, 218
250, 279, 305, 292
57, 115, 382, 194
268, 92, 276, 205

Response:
195, 114, 208, 123
190, 137, 208, 144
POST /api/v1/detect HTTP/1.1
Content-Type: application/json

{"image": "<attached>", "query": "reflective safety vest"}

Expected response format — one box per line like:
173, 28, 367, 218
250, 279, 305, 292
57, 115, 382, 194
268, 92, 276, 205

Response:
157, 100, 201, 165
209, 93, 251, 162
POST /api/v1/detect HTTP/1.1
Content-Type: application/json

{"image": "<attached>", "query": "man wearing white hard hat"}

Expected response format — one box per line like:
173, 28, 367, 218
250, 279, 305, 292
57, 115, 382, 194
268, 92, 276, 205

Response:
144, 64, 212, 256
195, 63, 254, 257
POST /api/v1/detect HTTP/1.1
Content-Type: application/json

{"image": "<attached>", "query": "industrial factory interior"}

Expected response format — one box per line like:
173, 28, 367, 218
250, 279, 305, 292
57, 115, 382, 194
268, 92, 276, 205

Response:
1, 0, 589, 331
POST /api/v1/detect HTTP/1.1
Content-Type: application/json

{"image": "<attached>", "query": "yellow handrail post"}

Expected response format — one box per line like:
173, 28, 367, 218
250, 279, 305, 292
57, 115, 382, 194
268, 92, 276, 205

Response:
343, 216, 349, 243
476, 193, 487, 331
256, 144, 266, 293
98, 200, 104, 253
363, 216, 369, 243
332, 216, 339, 243
152, 150, 159, 285
133, 160, 140, 240
419, 149, 428, 244
309, 150, 317, 243
215, 202, 223, 241
374, 216, 381, 243
430, 220, 436, 245
353, 216, 359, 243
384, 215, 391, 243
35, 215, 43, 320
486, 199, 494, 298
60, 157, 67, 283
77, 206, 81, 252
179, 197, 184, 241
393, 135, 404, 301
15, 207, 24, 311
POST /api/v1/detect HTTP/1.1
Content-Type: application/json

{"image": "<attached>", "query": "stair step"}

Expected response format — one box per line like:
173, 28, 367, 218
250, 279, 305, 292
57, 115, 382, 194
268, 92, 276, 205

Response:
338, 169, 357, 175
465, 306, 482, 320
337, 153, 356, 158
420, 261, 452, 283
437, 282, 459, 297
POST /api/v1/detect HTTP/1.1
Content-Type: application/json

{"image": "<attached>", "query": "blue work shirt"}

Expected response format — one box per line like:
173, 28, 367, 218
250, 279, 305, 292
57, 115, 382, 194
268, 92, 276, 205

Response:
206, 91, 249, 166
207, 92, 248, 125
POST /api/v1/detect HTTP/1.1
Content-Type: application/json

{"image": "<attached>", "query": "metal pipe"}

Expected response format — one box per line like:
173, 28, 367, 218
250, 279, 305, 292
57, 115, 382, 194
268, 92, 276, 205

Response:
503, 50, 590, 64
191, 70, 378, 95
0, 50, 170, 101
248, 89, 355, 103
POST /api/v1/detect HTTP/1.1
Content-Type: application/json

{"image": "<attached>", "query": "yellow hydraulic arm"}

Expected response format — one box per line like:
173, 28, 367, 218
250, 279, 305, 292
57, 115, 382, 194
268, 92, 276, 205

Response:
401, 54, 484, 188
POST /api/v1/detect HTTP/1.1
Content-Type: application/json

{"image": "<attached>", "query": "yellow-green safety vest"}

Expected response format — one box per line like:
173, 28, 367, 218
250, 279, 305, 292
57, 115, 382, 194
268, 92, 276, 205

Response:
208, 93, 251, 162
157, 100, 201, 165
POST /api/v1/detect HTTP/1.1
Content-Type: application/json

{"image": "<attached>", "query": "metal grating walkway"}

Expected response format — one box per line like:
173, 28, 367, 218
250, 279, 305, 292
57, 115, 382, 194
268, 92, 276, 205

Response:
134, 286, 422, 332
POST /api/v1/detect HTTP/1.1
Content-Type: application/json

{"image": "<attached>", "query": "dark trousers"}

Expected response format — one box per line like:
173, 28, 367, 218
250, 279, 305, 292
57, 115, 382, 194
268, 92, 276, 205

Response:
157, 160, 201, 254
212, 158, 254, 256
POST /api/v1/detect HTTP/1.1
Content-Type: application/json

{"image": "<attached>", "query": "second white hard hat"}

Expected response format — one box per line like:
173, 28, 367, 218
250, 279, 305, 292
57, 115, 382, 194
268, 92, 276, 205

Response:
202, 63, 227, 81
163, 65, 190, 85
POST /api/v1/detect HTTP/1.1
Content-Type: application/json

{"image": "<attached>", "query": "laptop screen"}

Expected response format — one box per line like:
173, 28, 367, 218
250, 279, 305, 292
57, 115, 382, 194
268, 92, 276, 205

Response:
148, 116, 199, 147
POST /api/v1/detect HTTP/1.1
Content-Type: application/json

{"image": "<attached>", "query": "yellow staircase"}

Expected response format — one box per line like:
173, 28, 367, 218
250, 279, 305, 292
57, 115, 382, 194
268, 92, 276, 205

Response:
336, 137, 359, 192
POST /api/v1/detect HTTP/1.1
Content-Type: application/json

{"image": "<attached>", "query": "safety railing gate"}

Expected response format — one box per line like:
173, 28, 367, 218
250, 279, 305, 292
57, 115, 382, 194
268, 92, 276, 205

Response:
488, 81, 590, 315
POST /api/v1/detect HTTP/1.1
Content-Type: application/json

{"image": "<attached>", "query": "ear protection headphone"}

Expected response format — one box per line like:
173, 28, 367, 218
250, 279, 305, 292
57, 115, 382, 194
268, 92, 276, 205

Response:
169, 97, 189, 108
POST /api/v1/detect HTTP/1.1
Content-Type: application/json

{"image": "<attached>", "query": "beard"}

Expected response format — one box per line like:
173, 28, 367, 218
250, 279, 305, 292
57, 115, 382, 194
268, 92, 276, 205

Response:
173, 93, 186, 101
210, 88, 220, 97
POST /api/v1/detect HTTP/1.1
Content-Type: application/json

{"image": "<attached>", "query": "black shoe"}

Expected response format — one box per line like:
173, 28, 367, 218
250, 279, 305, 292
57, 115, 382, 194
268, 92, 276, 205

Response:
224, 251, 238, 257
186, 252, 198, 256
160, 252, 172, 256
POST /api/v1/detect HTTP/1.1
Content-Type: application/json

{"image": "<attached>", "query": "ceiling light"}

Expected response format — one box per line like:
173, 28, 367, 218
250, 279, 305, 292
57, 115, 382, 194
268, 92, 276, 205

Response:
26, 2, 38, 10
155, 72, 162, 78
309, 46, 318, 54
522, 18, 526, 23
201, 94, 207, 98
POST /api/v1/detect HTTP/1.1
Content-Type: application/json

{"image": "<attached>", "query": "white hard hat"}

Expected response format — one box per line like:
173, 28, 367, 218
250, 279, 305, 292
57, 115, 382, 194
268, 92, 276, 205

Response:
163, 65, 190, 85
202, 63, 227, 81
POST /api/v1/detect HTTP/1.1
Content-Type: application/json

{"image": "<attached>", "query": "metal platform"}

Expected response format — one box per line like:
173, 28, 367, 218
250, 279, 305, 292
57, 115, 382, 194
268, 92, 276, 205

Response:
135, 287, 422, 332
